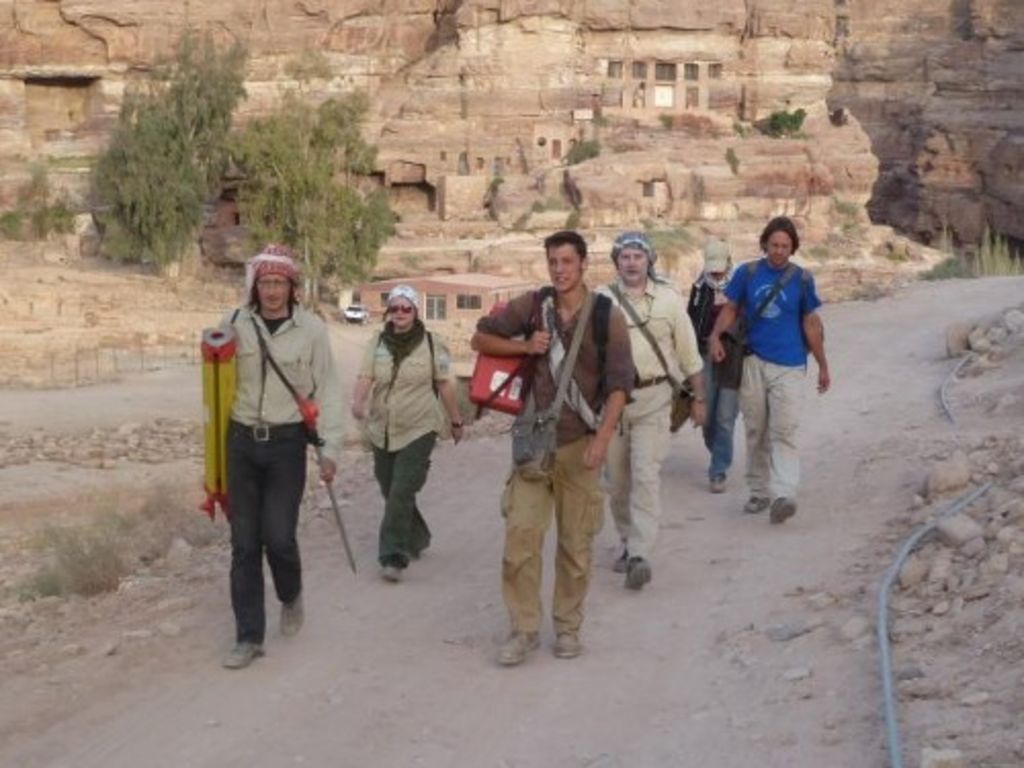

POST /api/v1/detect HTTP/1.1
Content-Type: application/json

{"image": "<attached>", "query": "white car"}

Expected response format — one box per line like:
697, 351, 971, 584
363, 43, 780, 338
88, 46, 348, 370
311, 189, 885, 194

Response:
342, 304, 370, 324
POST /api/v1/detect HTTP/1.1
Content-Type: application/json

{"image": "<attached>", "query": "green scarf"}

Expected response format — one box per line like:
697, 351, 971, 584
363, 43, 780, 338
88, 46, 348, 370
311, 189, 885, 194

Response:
381, 319, 426, 387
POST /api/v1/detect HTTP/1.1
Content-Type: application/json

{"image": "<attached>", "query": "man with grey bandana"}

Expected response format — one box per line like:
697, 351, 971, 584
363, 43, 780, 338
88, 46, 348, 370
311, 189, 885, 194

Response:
598, 232, 705, 590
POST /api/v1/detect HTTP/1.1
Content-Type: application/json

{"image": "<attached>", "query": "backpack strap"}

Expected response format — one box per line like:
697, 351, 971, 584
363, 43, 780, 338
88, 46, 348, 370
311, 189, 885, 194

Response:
592, 292, 611, 404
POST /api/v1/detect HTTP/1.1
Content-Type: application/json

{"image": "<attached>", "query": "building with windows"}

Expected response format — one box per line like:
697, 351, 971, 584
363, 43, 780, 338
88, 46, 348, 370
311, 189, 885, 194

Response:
357, 273, 535, 322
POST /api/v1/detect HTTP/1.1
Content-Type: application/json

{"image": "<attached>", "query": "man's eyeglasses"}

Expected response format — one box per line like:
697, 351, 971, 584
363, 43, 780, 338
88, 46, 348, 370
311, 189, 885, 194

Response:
388, 305, 414, 315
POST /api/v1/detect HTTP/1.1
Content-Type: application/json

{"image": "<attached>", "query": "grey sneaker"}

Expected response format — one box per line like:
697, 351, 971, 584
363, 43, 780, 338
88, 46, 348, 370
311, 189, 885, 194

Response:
280, 594, 304, 637
380, 565, 403, 583
612, 547, 630, 573
710, 475, 727, 494
769, 497, 798, 525
497, 631, 539, 667
625, 556, 652, 590
553, 632, 582, 659
222, 642, 264, 670
743, 496, 770, 514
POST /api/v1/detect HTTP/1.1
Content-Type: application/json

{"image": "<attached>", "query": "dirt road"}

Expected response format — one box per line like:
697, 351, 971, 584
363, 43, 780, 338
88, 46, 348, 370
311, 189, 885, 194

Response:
2, 277, 1022, 768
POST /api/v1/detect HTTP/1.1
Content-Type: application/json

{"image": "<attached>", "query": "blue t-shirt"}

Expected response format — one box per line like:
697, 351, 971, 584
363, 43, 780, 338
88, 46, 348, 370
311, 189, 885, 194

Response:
724, 259, 821, 367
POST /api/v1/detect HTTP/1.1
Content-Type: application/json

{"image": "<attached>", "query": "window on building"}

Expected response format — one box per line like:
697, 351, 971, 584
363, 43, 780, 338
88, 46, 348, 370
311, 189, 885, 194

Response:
439, 150, 447, 161
836, 15, 850, 39
654, 62, 676, 82
456, 293, 482, 310
426, 294, 447, 321
653, 85, 675, 108
552, 138, 562, 159
607, 60, 623, 78
684, 63, 699, 81
632, 61, 647, 80
709, 63, 723, 80
686, 86, 700, 109
476, 157, 485, 171
642, 181, 655, 198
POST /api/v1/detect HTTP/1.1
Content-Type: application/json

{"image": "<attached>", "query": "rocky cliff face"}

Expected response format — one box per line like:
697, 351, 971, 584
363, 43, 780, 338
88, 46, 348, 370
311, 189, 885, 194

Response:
831, 0, 1024, 248
0, 0, 951, 276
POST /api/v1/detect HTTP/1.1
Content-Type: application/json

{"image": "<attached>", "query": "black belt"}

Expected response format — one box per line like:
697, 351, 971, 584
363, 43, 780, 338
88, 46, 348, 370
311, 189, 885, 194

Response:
634, 375, 669, 389
230, 420, 306, 443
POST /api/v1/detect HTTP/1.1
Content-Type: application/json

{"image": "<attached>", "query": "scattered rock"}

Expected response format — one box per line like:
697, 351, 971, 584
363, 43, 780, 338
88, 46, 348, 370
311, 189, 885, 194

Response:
944, 323, 973, 357
967, 327, 991, 353
960, 536, 986, 558
1003, 309, 1024, 334
164, 538, 193, 571
926, 452, 971, 497
931, 600, 951, 616
894, 663, 925, 681
840, 615, 871, 641
920, 747, 965, 768
782, 667, 812, 682
806, 591, 837, 610
60, 643, 85, 657
99, 640, 119, 657
959, 691, 991, 707
936, 513, 984, 548
899, 554, 929, 589
122, 629, 154, 641
158, 621, 182, 637
765, 620, 815, 642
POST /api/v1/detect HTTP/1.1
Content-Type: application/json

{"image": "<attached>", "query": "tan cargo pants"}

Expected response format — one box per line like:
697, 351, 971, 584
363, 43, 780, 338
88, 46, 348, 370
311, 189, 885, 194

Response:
739, 355, 805, 500
500, 436, 604, 635
605, 382, 673, 560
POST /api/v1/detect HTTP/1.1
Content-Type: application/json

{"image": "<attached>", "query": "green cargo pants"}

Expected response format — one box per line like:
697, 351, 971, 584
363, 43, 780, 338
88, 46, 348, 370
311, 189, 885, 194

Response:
373, 431, 436, 568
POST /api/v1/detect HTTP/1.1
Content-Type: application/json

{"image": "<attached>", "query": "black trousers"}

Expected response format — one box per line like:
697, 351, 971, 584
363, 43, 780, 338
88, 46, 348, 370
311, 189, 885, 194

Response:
226, 421, 307, 644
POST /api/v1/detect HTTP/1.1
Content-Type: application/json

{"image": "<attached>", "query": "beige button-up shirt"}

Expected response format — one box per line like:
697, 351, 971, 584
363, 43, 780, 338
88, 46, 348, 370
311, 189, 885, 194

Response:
359, 331, 455, 452
227, 305, 344, 463
598, 277, 703, 384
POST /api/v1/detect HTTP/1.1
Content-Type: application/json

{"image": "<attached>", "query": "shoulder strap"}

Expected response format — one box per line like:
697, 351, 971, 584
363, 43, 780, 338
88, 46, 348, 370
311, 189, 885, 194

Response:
593, 293, 611, 402
546, 293, 595, 419
230, 308, 240, 325
608, 284, 680, 390
750, 262, 798, 323
250, 316, 314, 403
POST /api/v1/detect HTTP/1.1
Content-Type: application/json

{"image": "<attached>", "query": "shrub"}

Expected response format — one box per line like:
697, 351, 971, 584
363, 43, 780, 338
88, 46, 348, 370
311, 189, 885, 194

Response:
974, 227, 1023, 277
764, 108, 807, 138
725, 147, 739, 175
921, 256, 969, 281
0, 210, 25, 240
659, 114, 674, 130
565, 139, 600, 165
565, 209, 581, 229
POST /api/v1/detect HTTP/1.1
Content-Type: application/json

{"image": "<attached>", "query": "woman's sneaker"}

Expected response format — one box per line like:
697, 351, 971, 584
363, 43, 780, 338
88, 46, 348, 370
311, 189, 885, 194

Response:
710, 475, 727, 494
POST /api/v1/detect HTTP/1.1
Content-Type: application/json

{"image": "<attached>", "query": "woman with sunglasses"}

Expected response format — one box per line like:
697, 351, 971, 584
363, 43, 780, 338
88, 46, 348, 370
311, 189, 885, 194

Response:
350, 284, 465, 582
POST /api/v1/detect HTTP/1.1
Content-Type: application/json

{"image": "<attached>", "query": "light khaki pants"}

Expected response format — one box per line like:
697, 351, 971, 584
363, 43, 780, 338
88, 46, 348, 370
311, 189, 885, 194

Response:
500, 437, 604, 635
739, 355, 805, 501
606, 383, 672, 560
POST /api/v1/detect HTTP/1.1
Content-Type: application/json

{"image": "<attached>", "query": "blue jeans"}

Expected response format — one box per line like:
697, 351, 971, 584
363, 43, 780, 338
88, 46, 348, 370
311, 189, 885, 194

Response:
702, 354, 740, 480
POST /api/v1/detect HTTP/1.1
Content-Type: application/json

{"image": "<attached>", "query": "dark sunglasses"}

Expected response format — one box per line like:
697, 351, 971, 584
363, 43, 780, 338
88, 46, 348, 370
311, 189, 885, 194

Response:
388, 305, 414, 315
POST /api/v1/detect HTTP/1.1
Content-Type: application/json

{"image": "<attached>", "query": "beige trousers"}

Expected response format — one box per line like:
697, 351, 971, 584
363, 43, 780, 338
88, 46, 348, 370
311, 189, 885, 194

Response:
739, 355, 805, 500
500, 437, 604, 635
605, 382, 673, 560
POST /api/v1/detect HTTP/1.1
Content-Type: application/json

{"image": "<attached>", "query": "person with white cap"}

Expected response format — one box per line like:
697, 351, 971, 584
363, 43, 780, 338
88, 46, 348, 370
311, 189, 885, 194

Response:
221, 243, 344, 670
687, 238, 740, 493
598, 231, 705, 591
350, 284, 465, 582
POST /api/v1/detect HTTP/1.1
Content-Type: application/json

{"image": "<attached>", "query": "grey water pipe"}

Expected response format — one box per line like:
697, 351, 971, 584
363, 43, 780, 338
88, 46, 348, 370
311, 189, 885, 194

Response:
877, 481, 992, 768
939, 352, 974, 425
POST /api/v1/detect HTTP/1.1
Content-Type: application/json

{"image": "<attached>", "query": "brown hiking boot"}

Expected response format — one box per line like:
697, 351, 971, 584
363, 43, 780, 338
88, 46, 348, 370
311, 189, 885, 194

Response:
553, 632, 582, 659
222, 642, 264, 670
769, 497, 798, 524
497, 631, 539, 667
280, 594, 304, 637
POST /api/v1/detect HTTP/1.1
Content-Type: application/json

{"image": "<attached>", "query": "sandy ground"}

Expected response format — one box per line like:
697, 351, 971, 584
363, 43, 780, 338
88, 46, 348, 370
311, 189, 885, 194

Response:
1, 277, 1023, 768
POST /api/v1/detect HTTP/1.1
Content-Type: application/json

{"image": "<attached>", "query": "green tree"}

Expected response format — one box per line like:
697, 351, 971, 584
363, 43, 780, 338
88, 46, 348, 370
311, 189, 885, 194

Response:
92, 32, 247, 266
234, 92, 394, 297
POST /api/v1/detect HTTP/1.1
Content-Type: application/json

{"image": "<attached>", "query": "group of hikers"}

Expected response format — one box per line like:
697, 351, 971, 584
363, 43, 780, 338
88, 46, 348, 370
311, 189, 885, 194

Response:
218, 216, 830, 670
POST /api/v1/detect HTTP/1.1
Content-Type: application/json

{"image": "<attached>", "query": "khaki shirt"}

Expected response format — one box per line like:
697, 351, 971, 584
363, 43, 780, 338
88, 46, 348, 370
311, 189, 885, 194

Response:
359, 331, 454, 452
598, 278, 703, 382
226, 306, 345, 463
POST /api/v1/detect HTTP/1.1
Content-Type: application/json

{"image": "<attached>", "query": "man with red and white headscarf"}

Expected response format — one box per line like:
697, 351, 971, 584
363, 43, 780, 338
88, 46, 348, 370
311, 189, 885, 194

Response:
220, 243, 344, 670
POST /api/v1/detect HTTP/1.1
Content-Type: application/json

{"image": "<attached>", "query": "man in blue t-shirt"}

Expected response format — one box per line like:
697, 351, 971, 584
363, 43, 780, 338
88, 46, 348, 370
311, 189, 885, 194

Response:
708, 216, 830, 524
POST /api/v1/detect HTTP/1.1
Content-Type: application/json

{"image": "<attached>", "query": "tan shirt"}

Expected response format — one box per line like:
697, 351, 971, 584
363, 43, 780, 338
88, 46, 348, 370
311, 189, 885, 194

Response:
359, 331, 455, 452
598, 278, 703, 382
226, 306, 345, 463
